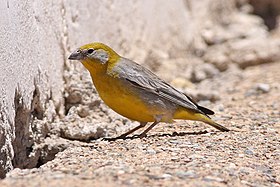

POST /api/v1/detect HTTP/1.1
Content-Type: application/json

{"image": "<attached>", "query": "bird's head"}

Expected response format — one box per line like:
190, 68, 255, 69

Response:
68, 43, 120, 71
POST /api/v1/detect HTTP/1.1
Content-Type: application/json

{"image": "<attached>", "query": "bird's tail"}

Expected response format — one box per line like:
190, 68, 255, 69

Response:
174, 109, 229, 132
199, 113, 230, 132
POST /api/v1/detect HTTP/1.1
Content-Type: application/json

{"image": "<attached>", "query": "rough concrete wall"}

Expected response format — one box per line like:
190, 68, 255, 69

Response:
0, 1, 65, 177
64, 0, 194, 63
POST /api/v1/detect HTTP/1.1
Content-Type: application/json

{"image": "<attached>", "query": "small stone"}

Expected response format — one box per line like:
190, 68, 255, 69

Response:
226, 163, 238, 176
239, 167, 254, 174
62, 122, 107, 141
256, 165, 272, 174
217, 104, 224, 112
228, 163, 237, 168
77, 106, 90, 118
147, 174, 170, 180
205, 164, 211, 168
244, 89, 257, 97
191, 63, 219, 82
189, 154, 204, 159
203, 176, 224, 182
161, 173, 172, 179
146, 149, 156, 155
118, 170, 125, 175
176, 170, 197, 179
244, 149, 254, 155
238, 154, 244, 158
66, 90, 82, 104
171, 157, 180, 161
256, 83, 270, 93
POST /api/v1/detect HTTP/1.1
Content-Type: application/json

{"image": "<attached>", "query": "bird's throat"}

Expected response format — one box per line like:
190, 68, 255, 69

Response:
81, 59, 107, 76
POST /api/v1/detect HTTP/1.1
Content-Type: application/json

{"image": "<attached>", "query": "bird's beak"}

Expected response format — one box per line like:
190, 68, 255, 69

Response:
68, 49, 84, 60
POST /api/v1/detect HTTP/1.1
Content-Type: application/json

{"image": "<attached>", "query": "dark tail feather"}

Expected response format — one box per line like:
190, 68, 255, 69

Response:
184, 94, 215, 115
198, 105, 215, 115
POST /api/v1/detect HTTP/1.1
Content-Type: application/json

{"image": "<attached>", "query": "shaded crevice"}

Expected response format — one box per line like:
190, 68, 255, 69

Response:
30, 85, 44, 120
248, 0, 280, 31
12, 88, 33, 168
35, 142, 68, 168
11, 83, 60, 170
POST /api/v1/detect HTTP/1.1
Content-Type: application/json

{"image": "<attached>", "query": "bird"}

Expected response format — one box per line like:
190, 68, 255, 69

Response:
68, 42, 229, 140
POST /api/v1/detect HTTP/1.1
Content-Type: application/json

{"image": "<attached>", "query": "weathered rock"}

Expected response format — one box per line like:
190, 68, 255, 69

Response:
255, 83, 270, 93
229, 39, 280, 68
191, 63, 220, 82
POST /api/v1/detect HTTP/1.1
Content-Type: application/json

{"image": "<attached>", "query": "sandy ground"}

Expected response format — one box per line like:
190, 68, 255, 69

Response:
0, 62, 279, 187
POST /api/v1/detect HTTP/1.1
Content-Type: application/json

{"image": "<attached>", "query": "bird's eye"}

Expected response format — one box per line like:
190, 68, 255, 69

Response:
87, 49, 94, 54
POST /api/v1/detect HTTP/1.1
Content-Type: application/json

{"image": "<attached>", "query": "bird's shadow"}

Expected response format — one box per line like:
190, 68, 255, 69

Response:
101, 130, 209, 141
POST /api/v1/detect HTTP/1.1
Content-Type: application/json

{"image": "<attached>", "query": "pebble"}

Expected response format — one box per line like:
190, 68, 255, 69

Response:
227, 163, 237, 168
203, 176, 224, 182
256, 83, 270, 93
6, 168, 30, 177
146, 149, 157, 155
77, 106, 90, 117
226, 163, 237, 176
255, 165, 272, 174
217, 104, 224, 112
118, 170, 125, 175
176, 170, 197, 179
245, 83, 270, 97
161, 173, 172, 179
189, 154, 204, 159
244, 149, 254, 155
238, 154, 244, 158
244, 89, 257, 97
147, 173, 171, 180
239, 167, 254, 174
171, 157, 180, 162
191, 63, 219, 82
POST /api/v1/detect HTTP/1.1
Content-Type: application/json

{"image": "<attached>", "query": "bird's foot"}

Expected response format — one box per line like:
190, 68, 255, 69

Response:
102, 133, 147, 141
101, 137, 120, 141
132, 133, 147, 139
101, 134, 128, 141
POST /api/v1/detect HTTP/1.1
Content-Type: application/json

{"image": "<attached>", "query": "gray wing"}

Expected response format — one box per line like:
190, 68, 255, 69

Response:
110, 58, 214, 115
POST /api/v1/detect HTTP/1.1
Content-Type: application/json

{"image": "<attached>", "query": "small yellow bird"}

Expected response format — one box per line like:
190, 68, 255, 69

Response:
69, 42, 229, 140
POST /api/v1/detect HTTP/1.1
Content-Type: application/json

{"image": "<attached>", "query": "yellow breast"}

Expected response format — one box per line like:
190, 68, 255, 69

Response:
92, 73, 157, 122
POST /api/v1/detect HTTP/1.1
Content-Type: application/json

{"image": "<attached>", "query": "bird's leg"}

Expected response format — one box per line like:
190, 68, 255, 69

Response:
112, 122, 147, 139
137, 121, 160, 138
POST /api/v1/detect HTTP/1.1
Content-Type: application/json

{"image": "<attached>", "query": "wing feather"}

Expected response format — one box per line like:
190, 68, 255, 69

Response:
111, 58, 214, 115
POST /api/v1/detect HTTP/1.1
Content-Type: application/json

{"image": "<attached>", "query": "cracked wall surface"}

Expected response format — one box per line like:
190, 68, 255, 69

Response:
0, 0, 65, 178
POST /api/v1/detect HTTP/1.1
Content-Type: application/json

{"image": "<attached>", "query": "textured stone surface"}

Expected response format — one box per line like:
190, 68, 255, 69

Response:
0, 1, 65, 178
